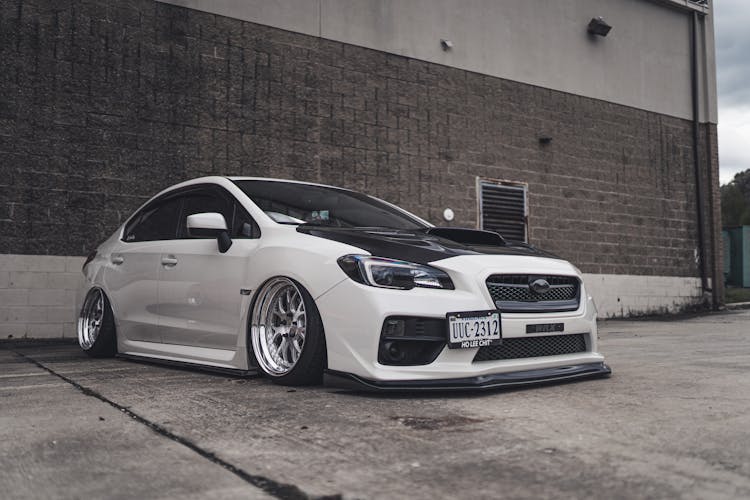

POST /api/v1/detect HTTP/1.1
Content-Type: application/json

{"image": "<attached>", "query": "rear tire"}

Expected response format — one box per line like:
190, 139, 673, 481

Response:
77, 287, 117, 358
249, 277, 326, 386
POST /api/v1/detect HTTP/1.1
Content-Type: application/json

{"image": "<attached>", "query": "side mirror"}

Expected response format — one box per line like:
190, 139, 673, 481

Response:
186, 212, 232, 253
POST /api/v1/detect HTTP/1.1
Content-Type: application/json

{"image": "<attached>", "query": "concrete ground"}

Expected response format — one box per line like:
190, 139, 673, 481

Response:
1, 310, 749, 500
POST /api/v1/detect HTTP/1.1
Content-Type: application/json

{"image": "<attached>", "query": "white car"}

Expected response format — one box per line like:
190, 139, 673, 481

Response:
77, 176, 610, 390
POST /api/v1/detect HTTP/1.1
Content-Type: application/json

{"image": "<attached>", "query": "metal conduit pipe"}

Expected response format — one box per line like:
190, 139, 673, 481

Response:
690, 10, 710, 298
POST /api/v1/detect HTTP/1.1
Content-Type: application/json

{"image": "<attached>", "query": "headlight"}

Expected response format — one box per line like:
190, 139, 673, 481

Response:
337, 255, 454, 290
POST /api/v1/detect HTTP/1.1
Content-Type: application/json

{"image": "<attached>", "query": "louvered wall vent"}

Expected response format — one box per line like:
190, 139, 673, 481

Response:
478, 180, 527, 242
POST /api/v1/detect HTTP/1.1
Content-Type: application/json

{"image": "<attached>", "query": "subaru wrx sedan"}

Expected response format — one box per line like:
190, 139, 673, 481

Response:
78, 176, 610, 390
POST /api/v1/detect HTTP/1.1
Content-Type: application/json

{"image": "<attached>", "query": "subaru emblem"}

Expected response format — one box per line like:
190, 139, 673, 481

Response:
529, 278, 551, 294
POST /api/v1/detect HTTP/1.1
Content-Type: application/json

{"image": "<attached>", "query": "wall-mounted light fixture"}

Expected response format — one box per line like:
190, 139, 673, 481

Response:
539, 136, 553, 146
442, 208, 455, 222
440, 39, 453, 51
587, 17, 612, 37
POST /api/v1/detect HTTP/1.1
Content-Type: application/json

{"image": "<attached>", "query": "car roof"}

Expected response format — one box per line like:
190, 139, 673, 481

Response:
128, 176, 432, 229
151, 176, 357, 201
225, 176, 353, 191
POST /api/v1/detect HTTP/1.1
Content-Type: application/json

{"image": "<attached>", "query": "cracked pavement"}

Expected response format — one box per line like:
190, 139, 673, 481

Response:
2, 310, 749, 499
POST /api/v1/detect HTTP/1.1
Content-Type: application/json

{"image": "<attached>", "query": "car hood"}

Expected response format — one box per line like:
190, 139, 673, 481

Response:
296, 226, 563, 265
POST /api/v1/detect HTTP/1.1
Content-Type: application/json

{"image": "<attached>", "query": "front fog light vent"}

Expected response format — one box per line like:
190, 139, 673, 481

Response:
383, 319, 406, 337
378, 316, 446, 366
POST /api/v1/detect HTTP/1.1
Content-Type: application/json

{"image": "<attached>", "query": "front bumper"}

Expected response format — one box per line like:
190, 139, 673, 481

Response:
316, 254, 607, 383
324, 362, 612, 392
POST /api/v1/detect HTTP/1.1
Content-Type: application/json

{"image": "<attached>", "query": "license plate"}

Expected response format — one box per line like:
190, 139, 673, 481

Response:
446, 310, 501, 349
526, 323, 564, 334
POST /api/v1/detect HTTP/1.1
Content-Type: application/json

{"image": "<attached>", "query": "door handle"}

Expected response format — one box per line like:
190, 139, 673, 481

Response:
111, 255, 124, 265
161, 256, 178, 267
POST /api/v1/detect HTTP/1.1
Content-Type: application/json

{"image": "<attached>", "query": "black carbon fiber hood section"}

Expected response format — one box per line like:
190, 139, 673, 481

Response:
296, 226, 563, 264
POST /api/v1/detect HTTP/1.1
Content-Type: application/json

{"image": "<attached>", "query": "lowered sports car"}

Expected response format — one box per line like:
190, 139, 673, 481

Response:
77, 176, 610, 390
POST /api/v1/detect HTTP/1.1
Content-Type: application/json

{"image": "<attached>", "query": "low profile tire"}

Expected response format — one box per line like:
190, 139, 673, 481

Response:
77, 287, 117, 358
250, 277, 326, 386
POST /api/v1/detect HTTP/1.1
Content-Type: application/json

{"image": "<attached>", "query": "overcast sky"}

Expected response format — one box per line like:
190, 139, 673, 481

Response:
715, 0, 750, 185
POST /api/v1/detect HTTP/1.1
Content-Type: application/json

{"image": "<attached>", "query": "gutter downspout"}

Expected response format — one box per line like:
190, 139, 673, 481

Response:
690, 10, 710, 297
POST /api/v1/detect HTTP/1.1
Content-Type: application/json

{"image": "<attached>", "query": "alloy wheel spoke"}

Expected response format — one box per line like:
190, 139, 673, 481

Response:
292, 338, 302, 354
279, 338, 291, 363
270, 329, 283, 344
275, 294, 286, 314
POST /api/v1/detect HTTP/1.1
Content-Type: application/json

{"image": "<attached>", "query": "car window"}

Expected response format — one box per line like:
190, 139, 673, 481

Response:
232, 203, 260, 239
124, 197, 182, 242
232, 180, 426, 230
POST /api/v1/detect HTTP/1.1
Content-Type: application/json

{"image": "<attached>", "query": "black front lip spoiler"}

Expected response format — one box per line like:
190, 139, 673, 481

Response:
324, 362, 611, 392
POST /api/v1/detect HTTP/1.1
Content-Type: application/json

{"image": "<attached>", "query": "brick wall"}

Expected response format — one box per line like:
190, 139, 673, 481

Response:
0, 1, 721, 283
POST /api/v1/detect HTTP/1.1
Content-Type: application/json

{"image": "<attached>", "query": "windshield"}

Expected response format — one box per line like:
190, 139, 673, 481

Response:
232, 180, 427, 230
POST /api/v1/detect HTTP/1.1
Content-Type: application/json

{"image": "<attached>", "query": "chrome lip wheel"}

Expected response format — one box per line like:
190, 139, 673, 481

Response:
251, 278, 307, 376
78, 288, 104, 350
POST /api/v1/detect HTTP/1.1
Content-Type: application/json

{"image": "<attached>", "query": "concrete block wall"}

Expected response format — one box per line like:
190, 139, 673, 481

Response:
0, 255, 85, 339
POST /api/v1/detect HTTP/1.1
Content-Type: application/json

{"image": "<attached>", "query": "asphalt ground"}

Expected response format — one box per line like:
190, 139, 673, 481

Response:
2, 310, 749, 499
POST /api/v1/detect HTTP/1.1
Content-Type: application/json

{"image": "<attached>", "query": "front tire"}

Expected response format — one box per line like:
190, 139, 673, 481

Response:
77, 287, 117, 358
250, 277, 326, 386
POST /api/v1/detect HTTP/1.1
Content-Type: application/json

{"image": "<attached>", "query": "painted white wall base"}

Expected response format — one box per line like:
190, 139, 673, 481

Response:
583, 273, 704, 319
0, 254, 705, 339
0, 254, 85, 339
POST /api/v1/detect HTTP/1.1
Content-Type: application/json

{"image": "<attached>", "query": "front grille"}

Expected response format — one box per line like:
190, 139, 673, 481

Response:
486, 274, 580, 312
473, 334, 587, 362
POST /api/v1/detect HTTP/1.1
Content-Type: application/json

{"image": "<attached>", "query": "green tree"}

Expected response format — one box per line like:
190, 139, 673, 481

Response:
732, 169, 750, 204
721, 181, 750, 227
721, 168, 750, 227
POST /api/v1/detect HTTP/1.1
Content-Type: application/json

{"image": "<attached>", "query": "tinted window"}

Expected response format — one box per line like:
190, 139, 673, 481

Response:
124, 197, 182, 242
232, 203, 260, 238
232, 180, 426, 230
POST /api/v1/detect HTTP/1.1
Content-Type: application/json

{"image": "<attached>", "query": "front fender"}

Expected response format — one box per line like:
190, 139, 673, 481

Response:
243, 230, 368, 299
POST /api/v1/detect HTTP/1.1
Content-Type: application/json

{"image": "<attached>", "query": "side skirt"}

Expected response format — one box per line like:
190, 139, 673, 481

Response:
118, 353, 258, 378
